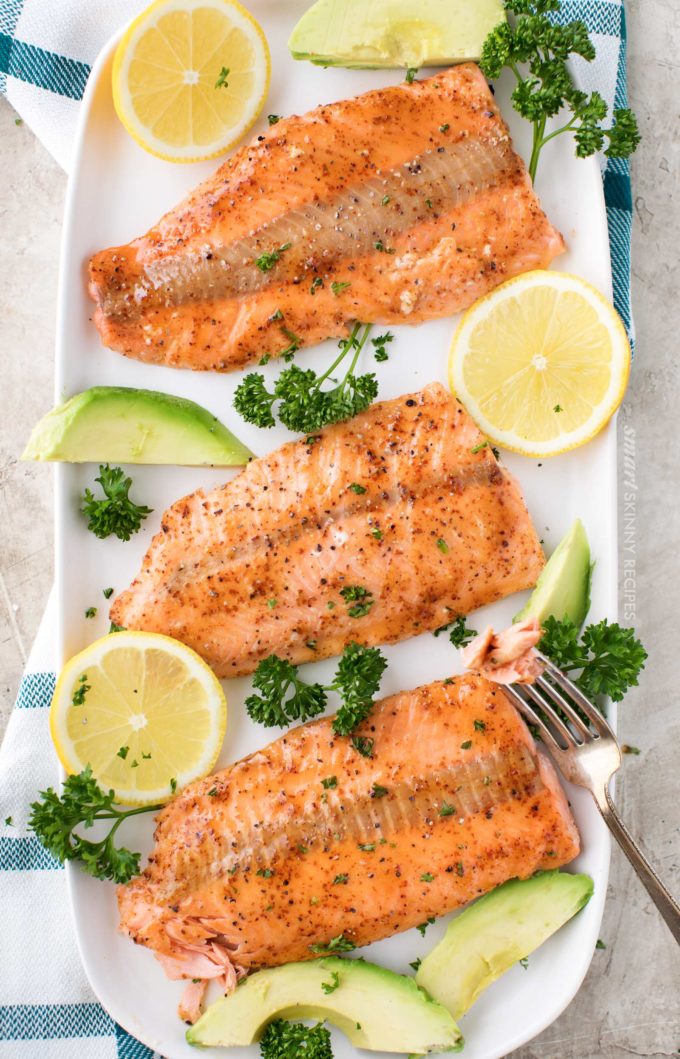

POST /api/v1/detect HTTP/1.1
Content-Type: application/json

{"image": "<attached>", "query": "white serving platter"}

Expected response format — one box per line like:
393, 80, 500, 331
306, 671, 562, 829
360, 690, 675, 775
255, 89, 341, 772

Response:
54, 3, 617, 1057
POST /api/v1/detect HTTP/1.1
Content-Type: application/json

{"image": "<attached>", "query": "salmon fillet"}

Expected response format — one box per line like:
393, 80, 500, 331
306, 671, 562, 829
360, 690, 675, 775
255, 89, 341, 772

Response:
111, 384, 545, 676
88, 64, 564, 373
118, 674, 580, 996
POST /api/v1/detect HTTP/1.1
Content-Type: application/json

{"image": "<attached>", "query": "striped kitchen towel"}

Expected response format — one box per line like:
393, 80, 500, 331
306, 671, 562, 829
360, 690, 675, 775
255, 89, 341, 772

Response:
0, 2, 636, 1057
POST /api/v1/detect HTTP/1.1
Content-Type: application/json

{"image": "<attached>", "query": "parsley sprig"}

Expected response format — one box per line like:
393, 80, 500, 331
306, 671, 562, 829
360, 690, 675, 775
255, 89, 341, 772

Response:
260, 1019, 333, 1059
81, 465, 152, 541
539, 616, 647, 703
246, 642, 387, 735
480, 0, 640, 181
233, 322, 377, 433
29, 767, 161, 883
434, 615, 478, 648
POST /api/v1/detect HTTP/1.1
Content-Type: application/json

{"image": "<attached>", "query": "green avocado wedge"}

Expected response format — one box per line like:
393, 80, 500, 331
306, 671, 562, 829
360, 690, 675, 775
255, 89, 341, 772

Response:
416, 871, 594, 1020
186, 957, 463, 1053
514, 518, 592, 628
289, 0, 505, 69
22, 386, 252, 466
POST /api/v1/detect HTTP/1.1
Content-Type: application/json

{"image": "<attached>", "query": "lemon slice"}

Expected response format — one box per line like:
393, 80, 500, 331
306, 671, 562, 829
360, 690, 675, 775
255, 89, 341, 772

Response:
50, 632, 227, 805
449, 271, 631, 457
112, 0, 271, 162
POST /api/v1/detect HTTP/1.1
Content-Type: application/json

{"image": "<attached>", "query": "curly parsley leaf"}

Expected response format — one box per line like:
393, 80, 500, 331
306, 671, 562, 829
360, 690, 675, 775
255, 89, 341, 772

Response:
233, 322, 378, 434
28, 767, 161, 883
81, 465, 152, 542
331, 643, 388, 736
245, 655, 328, 727
480, 0, 640, 181
540, 616, 647, 703
247, 642, 387, 736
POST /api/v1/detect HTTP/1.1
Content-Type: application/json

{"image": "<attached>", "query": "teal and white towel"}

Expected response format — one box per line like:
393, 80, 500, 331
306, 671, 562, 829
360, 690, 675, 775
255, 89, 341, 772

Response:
0, 1, 635, 1055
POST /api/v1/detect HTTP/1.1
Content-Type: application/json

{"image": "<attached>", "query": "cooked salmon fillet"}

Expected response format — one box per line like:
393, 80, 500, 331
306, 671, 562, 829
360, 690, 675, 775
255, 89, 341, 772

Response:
111, 384, 545, 676
118, 674, 580, 1010
88, 64, 564, 373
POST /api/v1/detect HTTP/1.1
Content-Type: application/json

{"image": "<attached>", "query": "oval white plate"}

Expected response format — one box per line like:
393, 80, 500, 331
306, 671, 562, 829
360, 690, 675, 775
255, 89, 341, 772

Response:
56, 4, 616, 1057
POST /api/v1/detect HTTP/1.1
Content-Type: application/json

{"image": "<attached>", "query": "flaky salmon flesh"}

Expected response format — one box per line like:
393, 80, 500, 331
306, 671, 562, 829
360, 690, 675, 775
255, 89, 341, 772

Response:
88, 64, 564, 372
118, 674, 580, 1011
111, 384, 545, 676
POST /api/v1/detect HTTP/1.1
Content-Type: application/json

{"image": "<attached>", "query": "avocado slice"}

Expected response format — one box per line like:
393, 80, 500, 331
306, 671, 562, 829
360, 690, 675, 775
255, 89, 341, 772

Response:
186, 956, 463, 1053
289, 0, 505, 69
416, 871, 594, 1020
514, 518, 592, 628
22, 386, 252, 466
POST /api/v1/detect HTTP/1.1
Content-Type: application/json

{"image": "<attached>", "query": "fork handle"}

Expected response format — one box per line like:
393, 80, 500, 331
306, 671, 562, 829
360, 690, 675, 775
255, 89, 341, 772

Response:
595, 786, 680, 944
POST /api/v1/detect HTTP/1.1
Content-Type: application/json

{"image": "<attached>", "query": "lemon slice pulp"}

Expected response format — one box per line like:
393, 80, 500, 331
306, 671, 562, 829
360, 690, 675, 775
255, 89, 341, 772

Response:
112, 0, 271, 162
50, 632, 227, 805
448, 270, 631, 457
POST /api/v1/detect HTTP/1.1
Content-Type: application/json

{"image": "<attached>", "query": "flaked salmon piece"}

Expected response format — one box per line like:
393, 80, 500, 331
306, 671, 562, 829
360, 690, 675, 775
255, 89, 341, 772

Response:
118, 673, 581, 1013
88, 64, 564, 373
462, 618, 544, 684
111, 384, 545, 677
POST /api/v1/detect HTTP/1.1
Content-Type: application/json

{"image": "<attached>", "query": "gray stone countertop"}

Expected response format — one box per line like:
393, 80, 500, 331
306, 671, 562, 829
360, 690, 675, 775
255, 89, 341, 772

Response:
0, 0, 678, 1052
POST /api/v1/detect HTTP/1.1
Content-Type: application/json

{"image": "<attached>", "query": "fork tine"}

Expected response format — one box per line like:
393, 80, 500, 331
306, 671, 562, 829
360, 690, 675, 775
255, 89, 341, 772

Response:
503, 685, 565, 756
537, 652, 615, 739
522, 683, 576, 748
535, 675, 591, 740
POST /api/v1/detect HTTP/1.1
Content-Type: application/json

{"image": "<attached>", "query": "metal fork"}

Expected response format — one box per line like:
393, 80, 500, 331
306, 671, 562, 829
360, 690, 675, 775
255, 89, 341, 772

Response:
504, 652, 680, 943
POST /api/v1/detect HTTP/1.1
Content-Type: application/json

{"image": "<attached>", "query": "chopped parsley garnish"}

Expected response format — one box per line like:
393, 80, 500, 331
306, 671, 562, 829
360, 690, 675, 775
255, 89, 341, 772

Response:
371, 784, 388, 799
260, 1019, 332, 1059
117, 746, 129, 760
102, 587, 114, 599
170, 777, 177, 794
480, 0, 640, 182
267, 598, 278, 609
372, 331, 393, 362
436, 538, 449, 554
554, 404, 563, 413
310, 276, 323, 295
214, 66, 230, 89
309, 933, 355, 954
439, 802, 456, 817
234, 321, 377, 433
519, 956, 529, 969
420, 872, 435, 882
439, 123, 450, 133
474, 719, 486, 731
321, 776, 338, 789
85, 607, 97, 618
371, 527, 383, 541
333, 873, 349, 885
340, 584, 374, 618
254, 242, 291, 273
81, 465, 152, 541
596, 938, 606, 950
381, 195, 391, 205
349, 482, 366, 494
434, 615, 478, 648
28, 766, 162, 883
267, 114, 281, 126
256, 868, 274, 878
110, 622, 126, 633
417, 916, 435, 936
321, 971, 340, 994
373, 240, 395, 254
622, 744, 640, 755
351, 736, 374, 758
331, 281, 351, 295
471, 440, 490, 454
4, 816, 13, 827
71, 676, 90, 707
405, 67, 418, 84
460, 740, 472, 750
409, 958, 422, 972
358, 842, 376, 852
